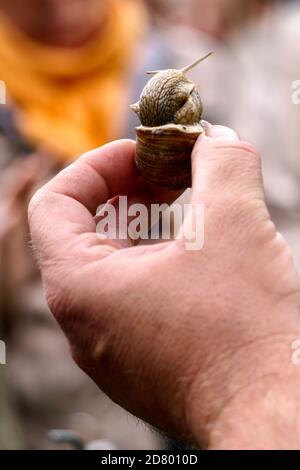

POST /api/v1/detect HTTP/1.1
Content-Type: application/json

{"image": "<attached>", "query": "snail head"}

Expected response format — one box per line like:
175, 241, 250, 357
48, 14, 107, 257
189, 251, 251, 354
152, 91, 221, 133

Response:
130, 52, 212, 128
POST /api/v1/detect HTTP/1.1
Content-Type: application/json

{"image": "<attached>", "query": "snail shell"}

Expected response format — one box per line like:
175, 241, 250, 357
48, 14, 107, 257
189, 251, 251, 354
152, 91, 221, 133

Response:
130, 53, 212, 191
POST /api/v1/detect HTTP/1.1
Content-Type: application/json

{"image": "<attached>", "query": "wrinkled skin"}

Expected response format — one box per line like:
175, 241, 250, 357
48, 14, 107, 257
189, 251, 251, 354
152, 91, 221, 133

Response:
29, 125, 300, 449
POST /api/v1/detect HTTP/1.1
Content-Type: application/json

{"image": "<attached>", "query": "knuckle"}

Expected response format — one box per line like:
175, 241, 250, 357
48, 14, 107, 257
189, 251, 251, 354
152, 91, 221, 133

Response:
230, 140, 259, 159
44, 272, 72, 325
210, 138, 261, 167
44, 268, 88, 352
234, 140, 262, 170
200, 139, 262, 191
70, 346, 86, 372
42, 258, 84, 325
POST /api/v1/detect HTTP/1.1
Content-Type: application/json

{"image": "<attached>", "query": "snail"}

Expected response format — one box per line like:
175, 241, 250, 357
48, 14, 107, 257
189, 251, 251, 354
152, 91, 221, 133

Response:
130, 52, 212, 191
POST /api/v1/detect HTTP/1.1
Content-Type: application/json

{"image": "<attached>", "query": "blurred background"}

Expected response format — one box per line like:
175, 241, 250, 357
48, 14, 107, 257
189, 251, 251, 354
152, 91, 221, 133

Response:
0, 0, 299, 450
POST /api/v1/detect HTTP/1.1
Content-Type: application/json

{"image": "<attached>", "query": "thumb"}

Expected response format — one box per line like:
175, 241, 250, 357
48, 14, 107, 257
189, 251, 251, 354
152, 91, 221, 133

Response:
177, 125, 267, 251
191, 125, 264, 205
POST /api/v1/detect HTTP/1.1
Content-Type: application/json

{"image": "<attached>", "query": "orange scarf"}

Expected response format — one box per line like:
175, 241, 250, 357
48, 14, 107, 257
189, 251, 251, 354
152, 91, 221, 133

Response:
0, 0, 145, 161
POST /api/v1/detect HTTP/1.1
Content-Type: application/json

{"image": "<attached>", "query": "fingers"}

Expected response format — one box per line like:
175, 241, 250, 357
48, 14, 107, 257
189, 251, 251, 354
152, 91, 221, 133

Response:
178, 125, 266, 251
95, 183, 159, 248
191, 125, 264, 205
28, 140, 140, 262
45, 139, 139, 214
29, 128, 264, 266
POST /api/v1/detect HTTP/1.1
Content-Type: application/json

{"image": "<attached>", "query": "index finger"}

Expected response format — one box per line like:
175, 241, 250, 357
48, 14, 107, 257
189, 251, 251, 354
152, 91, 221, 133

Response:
28, 140, 139, 263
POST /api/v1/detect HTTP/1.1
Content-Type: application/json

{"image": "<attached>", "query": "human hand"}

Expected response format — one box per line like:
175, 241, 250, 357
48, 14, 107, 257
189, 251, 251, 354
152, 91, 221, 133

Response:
28, 126, 300, 449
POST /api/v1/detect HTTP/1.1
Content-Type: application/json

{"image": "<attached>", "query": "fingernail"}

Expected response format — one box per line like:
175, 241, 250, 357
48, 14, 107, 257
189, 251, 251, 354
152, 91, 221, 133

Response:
206, 125, 239, 140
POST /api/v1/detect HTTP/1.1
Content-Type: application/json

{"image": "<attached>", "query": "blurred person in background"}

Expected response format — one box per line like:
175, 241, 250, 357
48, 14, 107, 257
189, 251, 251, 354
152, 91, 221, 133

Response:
0, 0, 145, 159
144, 0, 274, 37
186, 0, 274, 41
0, 0, 165, 450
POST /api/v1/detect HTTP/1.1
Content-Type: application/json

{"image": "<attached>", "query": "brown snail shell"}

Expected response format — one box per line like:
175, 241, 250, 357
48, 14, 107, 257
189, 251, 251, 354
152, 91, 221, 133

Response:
135, 123, 203, 190
130, 52, 212, 191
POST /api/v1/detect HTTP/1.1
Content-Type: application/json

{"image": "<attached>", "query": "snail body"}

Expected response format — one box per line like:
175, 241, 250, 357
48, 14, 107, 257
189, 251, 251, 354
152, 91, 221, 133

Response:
131, 52, 212, 190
